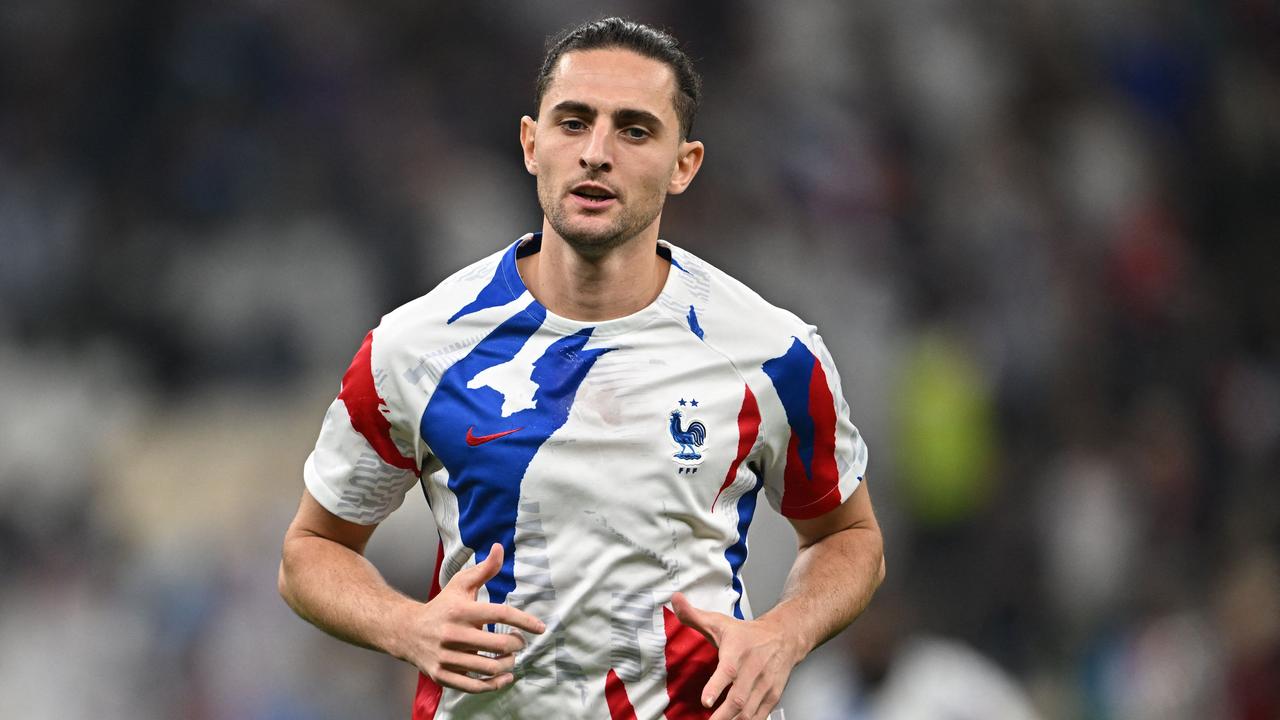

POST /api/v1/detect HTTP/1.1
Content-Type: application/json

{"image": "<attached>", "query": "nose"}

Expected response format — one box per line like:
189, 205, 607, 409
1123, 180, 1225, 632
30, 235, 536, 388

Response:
579, 124, 613, 172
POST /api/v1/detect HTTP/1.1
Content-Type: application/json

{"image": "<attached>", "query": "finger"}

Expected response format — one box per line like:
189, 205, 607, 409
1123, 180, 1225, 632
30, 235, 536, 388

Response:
753, 684, 784, 720
708, 685, 748, 720
442, 627, 527, 655
700, 657, 737, 710
738, 671, 774, 720
671, 592, 724, 646
462, 601, 547, 635
449, 543, 505, 594
437, 649, 516, 677
432, 668, 515, 694
710, 655, 770, 720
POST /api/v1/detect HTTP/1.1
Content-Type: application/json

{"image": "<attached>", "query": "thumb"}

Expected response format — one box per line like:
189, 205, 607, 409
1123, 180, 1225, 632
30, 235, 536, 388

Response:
452, 543, 504, 594
671, 592, 723, 646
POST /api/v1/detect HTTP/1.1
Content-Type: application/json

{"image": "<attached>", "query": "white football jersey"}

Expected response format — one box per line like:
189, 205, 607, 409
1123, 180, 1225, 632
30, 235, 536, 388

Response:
304, 234, 869, 719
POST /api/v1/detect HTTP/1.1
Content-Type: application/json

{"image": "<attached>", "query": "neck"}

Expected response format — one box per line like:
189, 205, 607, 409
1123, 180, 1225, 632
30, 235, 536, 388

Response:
518, 220, 670, 322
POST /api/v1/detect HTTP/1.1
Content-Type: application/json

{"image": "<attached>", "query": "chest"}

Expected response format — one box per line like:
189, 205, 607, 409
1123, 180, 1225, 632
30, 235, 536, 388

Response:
419, 325, 760, 513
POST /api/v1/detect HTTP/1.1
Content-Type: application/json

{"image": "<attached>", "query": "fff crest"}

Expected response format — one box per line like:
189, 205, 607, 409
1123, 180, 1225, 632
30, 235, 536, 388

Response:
668, 398, 707, 472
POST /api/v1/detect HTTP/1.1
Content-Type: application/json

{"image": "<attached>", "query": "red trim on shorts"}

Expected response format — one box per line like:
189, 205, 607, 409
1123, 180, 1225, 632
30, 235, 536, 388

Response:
662, 606, 720, 719
606, 668, 641, 720
411, 539, 447, 719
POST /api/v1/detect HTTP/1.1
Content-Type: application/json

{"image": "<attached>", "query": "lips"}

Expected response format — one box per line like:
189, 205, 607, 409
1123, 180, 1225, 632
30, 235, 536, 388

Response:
569, 181, 618, 208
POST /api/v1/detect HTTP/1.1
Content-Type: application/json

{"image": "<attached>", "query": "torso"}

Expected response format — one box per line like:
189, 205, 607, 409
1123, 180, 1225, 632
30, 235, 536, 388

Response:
305, 233, 869, 719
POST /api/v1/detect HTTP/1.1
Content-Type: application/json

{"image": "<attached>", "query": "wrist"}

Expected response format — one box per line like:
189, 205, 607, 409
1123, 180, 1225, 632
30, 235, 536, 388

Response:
377, 596, 420, 661
756, 606, 812, 664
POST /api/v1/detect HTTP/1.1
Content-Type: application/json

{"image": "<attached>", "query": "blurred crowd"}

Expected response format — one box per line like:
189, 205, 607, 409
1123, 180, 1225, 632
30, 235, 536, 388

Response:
1, 0, 1277, 718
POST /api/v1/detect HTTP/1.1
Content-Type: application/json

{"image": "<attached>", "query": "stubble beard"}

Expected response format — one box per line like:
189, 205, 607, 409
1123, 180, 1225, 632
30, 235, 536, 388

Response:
538, 177, 665, 259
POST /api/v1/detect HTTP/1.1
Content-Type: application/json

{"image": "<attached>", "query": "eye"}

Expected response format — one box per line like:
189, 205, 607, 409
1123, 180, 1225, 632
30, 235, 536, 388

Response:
561, 119, 587, 132
622, 127, 650, 140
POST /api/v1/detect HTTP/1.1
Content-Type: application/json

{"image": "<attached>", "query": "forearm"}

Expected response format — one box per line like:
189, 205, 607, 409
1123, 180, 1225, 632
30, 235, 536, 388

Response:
278, 533, 416, 659
759, 524, 885, 658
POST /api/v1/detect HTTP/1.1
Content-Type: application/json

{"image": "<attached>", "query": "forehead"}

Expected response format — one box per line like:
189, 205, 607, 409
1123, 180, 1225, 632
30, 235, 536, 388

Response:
541, 48, 679, 119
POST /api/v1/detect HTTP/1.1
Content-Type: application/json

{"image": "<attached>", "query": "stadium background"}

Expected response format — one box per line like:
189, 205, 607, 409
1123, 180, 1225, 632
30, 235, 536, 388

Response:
1, 0, 1277, 717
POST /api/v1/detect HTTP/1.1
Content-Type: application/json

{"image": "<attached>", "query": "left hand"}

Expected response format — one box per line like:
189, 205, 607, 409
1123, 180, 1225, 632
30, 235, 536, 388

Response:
670, 592, 805, 720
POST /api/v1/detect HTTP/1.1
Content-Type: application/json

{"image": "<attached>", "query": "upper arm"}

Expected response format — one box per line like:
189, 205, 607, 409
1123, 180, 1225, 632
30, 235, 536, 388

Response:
788, 477, 880, 550
284, 488, 380, 555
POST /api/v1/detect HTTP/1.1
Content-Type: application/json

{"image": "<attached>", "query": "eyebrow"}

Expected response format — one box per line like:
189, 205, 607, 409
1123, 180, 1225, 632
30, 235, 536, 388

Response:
549, 101, 665, 131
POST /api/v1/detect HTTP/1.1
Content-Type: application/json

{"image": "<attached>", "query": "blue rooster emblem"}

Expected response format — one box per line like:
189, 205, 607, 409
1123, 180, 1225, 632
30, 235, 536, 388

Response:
669, 409, 707, 462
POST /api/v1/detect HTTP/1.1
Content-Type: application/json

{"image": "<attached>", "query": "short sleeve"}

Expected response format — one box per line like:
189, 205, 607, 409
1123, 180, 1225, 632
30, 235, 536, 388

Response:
303, 329, 422, 525
757, 329, 869, 519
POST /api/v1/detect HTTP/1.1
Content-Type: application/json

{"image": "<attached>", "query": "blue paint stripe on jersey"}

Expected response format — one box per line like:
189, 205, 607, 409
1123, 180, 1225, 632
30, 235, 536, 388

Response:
725, 466, 764, 620
686, 305, 705, 341
422, 299, 611, 607
762, 337, 819, 481
447, 241, 521, 324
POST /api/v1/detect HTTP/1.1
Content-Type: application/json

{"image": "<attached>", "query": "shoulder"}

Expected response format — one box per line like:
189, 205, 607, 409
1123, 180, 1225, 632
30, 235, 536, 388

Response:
369, 238, 525, 370
381, 241, 514, 331
660, 242, 848, 448
661, 240, 820, 366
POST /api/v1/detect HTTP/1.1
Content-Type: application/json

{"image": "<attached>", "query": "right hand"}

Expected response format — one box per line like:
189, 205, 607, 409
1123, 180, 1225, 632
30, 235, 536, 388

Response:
392, 543, 545, 693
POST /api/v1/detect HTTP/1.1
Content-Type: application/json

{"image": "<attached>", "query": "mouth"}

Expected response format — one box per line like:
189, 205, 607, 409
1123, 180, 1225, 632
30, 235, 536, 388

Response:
569, 182, 618, 210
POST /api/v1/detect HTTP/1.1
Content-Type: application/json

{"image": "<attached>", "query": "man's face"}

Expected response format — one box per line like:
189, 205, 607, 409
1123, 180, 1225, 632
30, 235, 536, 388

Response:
521, 48, 703, 256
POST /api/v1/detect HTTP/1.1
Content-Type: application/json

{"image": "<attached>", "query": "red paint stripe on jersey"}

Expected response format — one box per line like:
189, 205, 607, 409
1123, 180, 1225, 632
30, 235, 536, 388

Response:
780, 431, 809, 512
412, 539, 447, 720
662, 606, 720, 719
606, 668, 640, 720
806, 355, 840, 490
780, 357, 842, 519
339, 330, 419, 473
712, 385, 761, 511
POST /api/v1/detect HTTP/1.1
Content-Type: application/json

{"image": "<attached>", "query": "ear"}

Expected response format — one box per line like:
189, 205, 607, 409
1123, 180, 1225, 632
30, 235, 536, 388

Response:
520, 116, 538, 175
667, 139, 704, 195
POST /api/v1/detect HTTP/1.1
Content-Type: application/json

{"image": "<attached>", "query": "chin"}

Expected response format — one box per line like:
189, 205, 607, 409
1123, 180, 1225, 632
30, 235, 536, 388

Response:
546, 209, 626, 253
556, 226, 629, 257
543, 197, 660, 258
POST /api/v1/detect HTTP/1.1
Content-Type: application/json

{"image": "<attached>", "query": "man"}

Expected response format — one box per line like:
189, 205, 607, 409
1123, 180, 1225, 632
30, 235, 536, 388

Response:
279, 17, 884, 720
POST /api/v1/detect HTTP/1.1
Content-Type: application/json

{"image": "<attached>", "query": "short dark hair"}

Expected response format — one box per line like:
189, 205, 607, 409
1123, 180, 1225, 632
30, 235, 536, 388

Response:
535, 17, 702, 140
